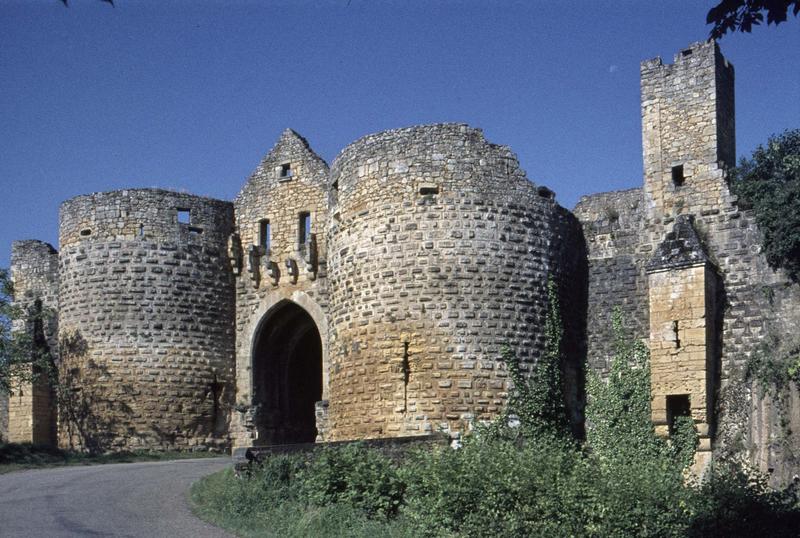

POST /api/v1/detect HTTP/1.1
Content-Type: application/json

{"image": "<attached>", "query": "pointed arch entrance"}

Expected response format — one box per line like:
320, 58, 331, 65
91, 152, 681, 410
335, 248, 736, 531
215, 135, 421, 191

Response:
252, 301, 322, 445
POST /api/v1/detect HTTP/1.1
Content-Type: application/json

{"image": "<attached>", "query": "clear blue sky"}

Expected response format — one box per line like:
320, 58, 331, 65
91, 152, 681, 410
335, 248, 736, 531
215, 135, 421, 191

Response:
1, 1, 798, 269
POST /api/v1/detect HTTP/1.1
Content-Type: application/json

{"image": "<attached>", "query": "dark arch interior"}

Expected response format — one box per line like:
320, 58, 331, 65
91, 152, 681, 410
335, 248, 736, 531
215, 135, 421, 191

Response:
252, 302, 322, 445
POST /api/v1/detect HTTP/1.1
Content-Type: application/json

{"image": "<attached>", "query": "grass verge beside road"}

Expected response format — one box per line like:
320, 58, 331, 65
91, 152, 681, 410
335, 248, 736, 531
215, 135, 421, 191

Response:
0, 442, 221, 474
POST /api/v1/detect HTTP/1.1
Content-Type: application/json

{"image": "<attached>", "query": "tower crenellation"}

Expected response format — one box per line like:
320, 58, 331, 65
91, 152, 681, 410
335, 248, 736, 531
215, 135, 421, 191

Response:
641, 40, 736, 221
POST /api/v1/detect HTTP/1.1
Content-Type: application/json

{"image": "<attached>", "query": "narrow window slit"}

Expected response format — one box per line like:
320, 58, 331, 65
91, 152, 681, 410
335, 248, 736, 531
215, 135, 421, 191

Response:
298, 212, 311, 245
401, 341, 411, 414
419, 184, 439, 196
259, 219, 271, 253
672, 320, 681, 348
672, 165, 685, 187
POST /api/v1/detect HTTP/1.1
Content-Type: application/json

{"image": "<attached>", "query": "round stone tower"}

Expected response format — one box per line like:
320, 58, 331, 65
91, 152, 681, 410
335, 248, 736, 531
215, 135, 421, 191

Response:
326, 124, 580, 441
58, 189, 235, 451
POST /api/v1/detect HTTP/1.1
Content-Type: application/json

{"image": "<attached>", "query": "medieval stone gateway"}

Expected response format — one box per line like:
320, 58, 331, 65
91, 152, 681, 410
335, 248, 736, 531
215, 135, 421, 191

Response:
4, 41, 800, 481
251, 300, 323, 445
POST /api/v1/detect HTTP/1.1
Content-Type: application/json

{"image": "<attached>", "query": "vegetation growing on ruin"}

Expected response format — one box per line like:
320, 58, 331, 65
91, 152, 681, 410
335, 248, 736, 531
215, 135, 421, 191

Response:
193, 305, 800, 537
0, 268, 55, 395
479, 279, 569, 442
732, 129, 800, 282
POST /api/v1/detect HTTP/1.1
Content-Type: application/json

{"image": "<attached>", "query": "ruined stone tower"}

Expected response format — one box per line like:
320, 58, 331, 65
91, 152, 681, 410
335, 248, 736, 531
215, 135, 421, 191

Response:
4, 41, 799, 480
57, 190, 235, 451
5, 240, 58, 445
325, 124, 582, 441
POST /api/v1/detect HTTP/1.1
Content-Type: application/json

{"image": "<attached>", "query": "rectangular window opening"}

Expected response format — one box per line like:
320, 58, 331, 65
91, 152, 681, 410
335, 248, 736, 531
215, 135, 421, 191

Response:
418, 184, 439, 196
280, 163, 293, 178
681, 49, 693, 57
671, 165, 685, 187
259, 219, 271, 253
298, 212, 311, 245
666, 394, 691, 437
177, 208, 191, 224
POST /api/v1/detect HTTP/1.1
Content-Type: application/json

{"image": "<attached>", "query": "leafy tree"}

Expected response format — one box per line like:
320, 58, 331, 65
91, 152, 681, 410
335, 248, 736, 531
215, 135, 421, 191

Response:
0, 268, 54, 395
707, 0, 800, 39
731, 129, 800, 282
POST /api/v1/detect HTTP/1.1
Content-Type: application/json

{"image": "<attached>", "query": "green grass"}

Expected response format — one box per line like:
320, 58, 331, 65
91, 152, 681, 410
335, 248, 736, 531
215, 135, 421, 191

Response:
0, 442, 222, 474
189, 467, 416, 538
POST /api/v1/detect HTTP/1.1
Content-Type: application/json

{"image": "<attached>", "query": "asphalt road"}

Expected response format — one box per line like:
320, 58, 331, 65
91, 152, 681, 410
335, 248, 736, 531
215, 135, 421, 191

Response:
0, 458, 234, 538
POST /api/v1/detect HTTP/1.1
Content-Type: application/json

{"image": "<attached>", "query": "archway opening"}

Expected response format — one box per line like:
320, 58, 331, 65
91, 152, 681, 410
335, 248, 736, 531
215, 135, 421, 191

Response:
252, 301, 322, 445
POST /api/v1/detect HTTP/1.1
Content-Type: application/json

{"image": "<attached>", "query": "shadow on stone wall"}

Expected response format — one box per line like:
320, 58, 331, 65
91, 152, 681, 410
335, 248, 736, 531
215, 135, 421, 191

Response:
555, 208, 589, 439
57, 331, 130, 454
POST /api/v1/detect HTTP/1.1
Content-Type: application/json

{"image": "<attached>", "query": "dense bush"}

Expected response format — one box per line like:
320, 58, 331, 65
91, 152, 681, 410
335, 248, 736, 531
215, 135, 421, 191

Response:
299, 443, 405, 519
731, 129, 800, 281
688, 461, 800, 536
401, 437, 595, 537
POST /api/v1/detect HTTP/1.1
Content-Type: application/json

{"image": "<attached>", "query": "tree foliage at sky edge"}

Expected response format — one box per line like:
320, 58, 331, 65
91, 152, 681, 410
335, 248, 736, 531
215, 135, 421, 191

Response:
707, 0, 800, 38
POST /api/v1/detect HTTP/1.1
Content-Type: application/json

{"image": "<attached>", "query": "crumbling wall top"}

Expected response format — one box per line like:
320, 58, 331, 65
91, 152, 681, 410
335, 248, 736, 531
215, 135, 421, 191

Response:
59, 188, 233, 248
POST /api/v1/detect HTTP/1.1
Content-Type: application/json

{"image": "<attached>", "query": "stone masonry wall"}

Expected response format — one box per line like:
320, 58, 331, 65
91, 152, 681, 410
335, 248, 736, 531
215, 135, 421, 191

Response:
58, 190, 235, 451
231, 129, 331, 449
326, 124, 583, 441
573, 188, 649, 375
6, 240, 59, 444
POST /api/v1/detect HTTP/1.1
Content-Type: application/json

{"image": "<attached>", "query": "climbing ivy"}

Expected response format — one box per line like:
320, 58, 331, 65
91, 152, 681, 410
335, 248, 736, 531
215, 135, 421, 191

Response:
586, 308, 697, 468
0, 268, 55, 395
485, 278, 569, 441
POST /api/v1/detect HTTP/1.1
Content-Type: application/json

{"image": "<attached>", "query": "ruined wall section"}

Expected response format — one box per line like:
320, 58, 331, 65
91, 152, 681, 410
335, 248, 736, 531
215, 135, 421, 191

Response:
231, 129, 331, 448
701, 204, 800, 482
5, 240, 59, 444
58, 189, 235, 451
326, 124, 582, 441
573, 188, 649, 375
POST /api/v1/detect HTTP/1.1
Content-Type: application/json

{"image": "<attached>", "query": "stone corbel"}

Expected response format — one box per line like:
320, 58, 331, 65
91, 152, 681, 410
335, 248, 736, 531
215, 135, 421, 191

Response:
284, 258, 299, 284
247, 245, 266, 288
260, 253, 279, 286
299, 233, 319, 280
228, 233, 243, 276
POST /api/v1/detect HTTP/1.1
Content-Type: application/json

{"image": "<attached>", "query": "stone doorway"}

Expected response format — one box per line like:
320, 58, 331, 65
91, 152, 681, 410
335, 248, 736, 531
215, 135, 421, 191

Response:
252, 301, 322, 445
